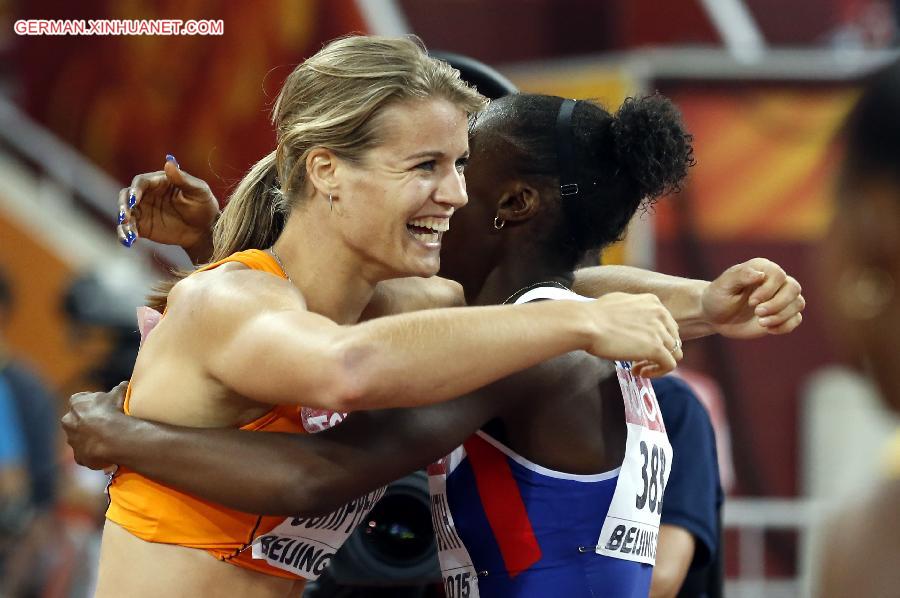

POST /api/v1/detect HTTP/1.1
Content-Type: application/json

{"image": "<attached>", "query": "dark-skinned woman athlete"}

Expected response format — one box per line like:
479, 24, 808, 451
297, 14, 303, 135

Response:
65, 91, 804, 597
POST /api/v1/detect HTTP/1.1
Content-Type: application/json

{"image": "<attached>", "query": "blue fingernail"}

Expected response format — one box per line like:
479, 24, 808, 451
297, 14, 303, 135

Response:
166, 154, 179, 168
117, 207, 126, 224
128, 191, 136, 209
120, 235, 134, 248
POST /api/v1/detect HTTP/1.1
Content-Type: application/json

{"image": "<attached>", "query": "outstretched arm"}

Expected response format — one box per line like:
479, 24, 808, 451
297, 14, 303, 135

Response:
573, 258, 804, 340
201, 270, 680, 411
361, 276, 465, 319
63, 382, 504, 516
363, 260, 805, 340
574, 266, 707, 336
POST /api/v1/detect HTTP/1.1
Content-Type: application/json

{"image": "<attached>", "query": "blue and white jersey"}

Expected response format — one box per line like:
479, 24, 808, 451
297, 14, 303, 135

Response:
446, 431, 652, 597
428, 286, 672, 598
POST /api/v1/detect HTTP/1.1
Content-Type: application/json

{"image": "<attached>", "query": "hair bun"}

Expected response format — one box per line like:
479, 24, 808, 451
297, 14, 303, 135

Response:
611, 94, 694, 199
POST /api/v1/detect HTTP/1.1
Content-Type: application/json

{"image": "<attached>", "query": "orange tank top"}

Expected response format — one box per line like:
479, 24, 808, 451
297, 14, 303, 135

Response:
106, 249, 305, 579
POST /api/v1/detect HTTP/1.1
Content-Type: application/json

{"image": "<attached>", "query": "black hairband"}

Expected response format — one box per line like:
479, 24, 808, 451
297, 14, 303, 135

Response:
556, 98, 579, 196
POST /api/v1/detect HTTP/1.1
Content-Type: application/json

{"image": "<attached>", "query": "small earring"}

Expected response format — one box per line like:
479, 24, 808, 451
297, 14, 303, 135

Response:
837, 267, 895, 320
328, 193, 333, 212
493, 215, 505, 230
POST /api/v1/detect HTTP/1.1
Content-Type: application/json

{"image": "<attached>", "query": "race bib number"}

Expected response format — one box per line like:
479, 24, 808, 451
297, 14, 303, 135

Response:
428, 453, 480, 598
251, 486, 387, 579
253, 406, 376, 579
595, 362, 672, 565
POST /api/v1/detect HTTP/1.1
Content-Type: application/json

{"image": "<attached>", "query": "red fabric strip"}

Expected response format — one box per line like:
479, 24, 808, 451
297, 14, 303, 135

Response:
463, 435, 542, 576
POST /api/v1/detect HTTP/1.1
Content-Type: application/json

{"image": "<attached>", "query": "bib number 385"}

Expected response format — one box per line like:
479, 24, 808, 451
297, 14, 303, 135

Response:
595, 424, 671, 565
595, 361, 672, 566
635, 440, 667, 515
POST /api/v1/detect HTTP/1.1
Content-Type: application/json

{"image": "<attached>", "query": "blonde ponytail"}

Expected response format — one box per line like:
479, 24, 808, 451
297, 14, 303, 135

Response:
210, 151, 286, 262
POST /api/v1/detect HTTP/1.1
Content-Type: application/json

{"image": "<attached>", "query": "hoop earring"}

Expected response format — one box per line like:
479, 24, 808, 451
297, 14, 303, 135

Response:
493, 215, 505, 230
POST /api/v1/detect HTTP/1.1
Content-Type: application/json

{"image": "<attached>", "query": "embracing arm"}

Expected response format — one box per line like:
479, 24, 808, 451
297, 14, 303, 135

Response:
361, 276, 465, 320
362, 261, 805, 340
574, 266, 708, 337
64, 351, 579, 516
573, 258, 805, 340
209, 272, 679, 411
64, 382, 504, 516
223, 300, 590, 411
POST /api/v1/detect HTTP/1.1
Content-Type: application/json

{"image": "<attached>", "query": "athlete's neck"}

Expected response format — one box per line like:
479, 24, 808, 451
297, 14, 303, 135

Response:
473, 247, 574, 306
272, 211, 376, 325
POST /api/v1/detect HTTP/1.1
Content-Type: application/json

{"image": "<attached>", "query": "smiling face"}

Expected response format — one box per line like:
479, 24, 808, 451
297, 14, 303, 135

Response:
333, 97, 471, 279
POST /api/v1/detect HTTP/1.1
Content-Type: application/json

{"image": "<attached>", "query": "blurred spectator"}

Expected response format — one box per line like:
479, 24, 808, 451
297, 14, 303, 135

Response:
651, 375, 724, 598
673, 370, 735, 495
815, 58, 900, 597
0, 269, 61, 597
0, 370, 30, 546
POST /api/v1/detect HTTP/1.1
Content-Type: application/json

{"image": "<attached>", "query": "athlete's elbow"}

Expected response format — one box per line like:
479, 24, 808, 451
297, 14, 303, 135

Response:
325, 380, 369, 414
321, 336, 380, 412
316, 372, 368, 414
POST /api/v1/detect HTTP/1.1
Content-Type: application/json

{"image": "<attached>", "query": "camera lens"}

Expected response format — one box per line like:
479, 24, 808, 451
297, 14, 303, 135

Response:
326, 471, 440, 585
360, 493, 434, 566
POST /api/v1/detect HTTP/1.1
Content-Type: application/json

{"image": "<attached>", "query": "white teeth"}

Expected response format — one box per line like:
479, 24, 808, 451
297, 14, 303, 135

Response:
408, 217, 449, 232
411, 231, 440, 244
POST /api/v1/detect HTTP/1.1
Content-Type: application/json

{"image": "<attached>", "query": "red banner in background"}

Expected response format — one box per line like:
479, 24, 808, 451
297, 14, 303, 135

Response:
11, 0, 367, 203
655, 86, 858, 243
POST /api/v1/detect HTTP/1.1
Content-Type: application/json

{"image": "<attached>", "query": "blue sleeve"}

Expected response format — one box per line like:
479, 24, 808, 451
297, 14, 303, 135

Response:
0, 377, 26, 466
652, 376, 722, 570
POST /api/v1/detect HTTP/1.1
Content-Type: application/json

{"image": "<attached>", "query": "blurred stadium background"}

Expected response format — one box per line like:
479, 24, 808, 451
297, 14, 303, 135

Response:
0, 1, 898, 596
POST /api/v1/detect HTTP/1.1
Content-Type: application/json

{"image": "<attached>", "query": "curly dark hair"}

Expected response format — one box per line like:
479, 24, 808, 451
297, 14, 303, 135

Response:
483, 93, 694, 266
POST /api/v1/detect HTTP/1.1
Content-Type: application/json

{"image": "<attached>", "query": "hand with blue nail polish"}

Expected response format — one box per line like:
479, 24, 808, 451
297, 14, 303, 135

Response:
116, 156, 220, 263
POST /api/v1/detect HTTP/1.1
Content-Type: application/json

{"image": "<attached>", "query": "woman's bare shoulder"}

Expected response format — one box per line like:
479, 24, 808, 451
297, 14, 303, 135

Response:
166, 264, 307, 324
